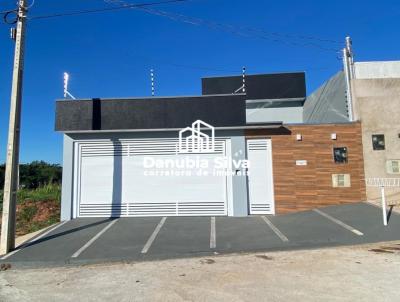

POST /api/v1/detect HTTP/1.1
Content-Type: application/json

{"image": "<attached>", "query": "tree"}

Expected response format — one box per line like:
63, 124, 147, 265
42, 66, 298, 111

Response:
0, 161, 62, 190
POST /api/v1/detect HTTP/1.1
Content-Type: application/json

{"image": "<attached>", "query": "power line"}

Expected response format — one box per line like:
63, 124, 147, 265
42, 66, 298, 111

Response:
138, 7, 341, 52
239, 25, 341, 46
102, 0, 341, 50
150, 7, 341, 46
0, 9, 16, 15
4, 0, 341, 53
0, 0, 34, 14
28, 0, 189, 20
2, 0, 341, 72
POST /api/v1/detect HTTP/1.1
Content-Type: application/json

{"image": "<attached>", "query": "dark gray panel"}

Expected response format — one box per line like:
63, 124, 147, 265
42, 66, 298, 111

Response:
202, 73, 306, 99
55, 101, 93, 131
100, 99, 168, 130
55, 95, 246, 132
202, 76, 243, 95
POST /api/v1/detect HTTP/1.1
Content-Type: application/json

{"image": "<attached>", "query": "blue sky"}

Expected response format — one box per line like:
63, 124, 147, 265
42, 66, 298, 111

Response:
0, 0, 399, 164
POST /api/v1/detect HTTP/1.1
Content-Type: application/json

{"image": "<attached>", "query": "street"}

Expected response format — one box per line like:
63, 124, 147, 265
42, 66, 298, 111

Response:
1, 241, 399, 301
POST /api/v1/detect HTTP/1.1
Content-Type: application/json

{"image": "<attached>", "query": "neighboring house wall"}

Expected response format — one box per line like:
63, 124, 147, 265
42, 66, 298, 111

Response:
246, 123, 366, 214
352, 77, 400, 204
303, 71, 349, 123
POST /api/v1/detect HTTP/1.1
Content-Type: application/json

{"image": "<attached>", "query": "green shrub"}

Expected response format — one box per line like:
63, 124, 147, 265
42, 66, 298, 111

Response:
19, 205, 38, 222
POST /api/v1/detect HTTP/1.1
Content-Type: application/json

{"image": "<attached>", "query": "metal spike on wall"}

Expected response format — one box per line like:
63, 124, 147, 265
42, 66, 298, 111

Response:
242, 66, 246, 93
150, 68, 155, 96
63, 72, 68, 98
63, 72, 76, 99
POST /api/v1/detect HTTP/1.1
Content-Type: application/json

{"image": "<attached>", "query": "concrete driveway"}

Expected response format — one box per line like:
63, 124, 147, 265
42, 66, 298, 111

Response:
1, 202, 399, 268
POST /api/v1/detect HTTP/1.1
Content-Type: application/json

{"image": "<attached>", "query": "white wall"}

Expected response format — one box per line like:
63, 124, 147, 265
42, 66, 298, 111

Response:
355, 61, 400, 79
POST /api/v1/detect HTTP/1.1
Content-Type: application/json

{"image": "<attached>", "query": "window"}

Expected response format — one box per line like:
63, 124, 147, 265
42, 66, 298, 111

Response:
333, 147, 348, 164
337, 175, 345, 187
372, 134, 385, 150
332, 174, 351, 188
386, 160, 400, 174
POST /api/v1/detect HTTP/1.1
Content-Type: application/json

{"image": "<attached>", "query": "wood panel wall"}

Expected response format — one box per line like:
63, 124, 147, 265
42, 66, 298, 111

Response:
246, 123, 366, 214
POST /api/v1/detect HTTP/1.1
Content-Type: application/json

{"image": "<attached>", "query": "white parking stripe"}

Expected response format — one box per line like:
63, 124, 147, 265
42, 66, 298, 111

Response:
210, 217, 216, 249
313, 209, 364, 236
141, 217, 167, 254
71, 219, 119, 258
1, 221, 68, 260
261, 216, 289, 242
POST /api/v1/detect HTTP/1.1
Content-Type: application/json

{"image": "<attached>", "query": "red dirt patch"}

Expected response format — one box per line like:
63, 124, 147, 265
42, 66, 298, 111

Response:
0, 200, 60, 236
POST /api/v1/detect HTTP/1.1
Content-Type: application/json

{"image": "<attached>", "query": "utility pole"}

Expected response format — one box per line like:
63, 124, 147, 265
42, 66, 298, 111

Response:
0, 0, 28, 255
343, 36, 355, 122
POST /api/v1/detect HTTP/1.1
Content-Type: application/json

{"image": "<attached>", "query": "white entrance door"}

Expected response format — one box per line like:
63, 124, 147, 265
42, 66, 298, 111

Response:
246, 139, 275, 214
74, 138, 230, 217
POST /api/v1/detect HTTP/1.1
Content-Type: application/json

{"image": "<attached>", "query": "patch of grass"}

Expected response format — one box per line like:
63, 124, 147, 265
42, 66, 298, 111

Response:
1, 184, 61, 209
17, 184, 61, 204
19, 205, 38, 222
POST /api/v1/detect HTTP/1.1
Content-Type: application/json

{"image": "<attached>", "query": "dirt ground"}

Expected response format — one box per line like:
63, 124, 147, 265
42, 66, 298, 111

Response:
0, 241, 399, 302
0, 200, 60, 236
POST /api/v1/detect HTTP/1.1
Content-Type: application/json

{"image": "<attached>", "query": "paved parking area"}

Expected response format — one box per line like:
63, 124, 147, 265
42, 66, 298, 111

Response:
1, 202, 399, 268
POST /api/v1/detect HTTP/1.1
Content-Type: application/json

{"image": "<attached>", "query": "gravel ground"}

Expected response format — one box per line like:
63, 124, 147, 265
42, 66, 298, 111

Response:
0, 241, 399, 302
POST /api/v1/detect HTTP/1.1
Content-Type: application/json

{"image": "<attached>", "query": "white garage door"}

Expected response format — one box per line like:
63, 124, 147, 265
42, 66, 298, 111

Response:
74, 138, 230, 217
